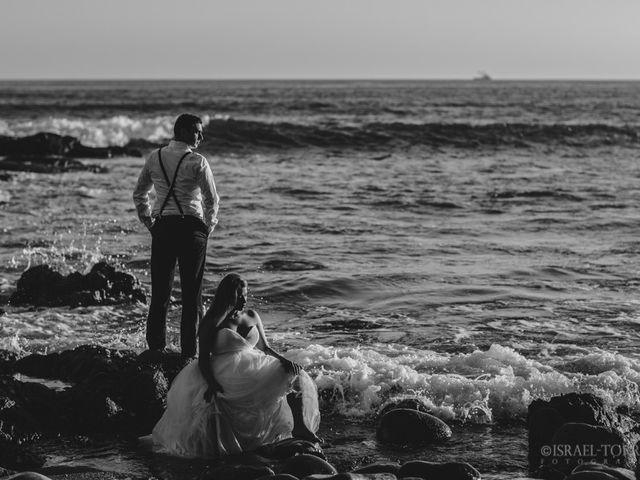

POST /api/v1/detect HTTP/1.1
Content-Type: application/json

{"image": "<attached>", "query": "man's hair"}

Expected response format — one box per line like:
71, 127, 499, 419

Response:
173, 114, 202, 137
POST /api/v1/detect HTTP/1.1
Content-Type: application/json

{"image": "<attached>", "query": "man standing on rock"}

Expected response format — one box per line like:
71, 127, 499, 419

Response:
133, 113, 219, 359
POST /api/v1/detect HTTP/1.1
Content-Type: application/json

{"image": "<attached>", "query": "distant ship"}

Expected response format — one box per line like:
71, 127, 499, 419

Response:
473, 71, 492, 81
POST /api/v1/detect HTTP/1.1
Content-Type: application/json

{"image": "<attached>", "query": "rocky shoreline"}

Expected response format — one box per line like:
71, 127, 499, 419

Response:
2, 264, 640, 479
0, 132, 144, 174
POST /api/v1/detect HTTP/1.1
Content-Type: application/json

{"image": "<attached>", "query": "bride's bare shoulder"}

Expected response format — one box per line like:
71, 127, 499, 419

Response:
238, 309, 260, 325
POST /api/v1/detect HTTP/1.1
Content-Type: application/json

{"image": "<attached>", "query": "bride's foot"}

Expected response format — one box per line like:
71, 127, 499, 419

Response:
292, 426, 323, 444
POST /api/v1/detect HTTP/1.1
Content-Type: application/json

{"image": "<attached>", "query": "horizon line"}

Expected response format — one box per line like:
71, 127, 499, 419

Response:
1, 77, 640, 83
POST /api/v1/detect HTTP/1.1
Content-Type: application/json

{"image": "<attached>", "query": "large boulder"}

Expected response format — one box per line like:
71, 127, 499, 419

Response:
569, 462, 635, 480
397, 460, 481, 480
9, 262, 147, 307
280, 453, 338, 478
528, 393, 640, 478
9, 346, 186, 436
0, 155, 108, 174
0, 439, 45, 472
376, 408, 452, 445
201, 465, 274, 480
0, 132, 141, 159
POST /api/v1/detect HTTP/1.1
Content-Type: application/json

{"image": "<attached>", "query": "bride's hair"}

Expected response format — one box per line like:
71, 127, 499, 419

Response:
199, 273, 246, 333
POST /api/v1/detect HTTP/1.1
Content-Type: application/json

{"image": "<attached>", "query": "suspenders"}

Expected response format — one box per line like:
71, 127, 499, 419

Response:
157, 147, 191, 217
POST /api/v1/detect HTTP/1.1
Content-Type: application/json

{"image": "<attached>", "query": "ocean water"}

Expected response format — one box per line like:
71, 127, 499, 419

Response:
1, 80, 640, 479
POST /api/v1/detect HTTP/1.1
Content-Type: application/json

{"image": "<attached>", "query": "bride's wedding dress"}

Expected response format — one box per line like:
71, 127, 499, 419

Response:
152, 327, 320, 458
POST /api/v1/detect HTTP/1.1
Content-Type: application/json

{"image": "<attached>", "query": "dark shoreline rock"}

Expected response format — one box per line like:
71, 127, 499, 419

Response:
0, 155, 109, 174
0, 132, 141, 159
9, 262, 147, 307
528, 392, 640, 478
376, 408, 452, 445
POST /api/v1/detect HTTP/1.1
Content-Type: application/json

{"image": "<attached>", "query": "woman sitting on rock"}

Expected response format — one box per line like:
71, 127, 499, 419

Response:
152, 273, 321, 458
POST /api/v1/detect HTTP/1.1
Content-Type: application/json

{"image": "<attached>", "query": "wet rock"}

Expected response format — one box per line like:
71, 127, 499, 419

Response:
565, 472, 622, 479
570, 462, 635, 479
528, 393, 640, 476
281, 453, 338, 478
255, 437, 325, 460
120, 364, 169, 434
136, 349, 190, 385
202, 464, 274, 480
0, 155, 108, 174
16, 345, 136, 383
304, 474, 397, 479
4, 473, 53, 480
56, 384, 127, 434
0, 376, 56, 440
376, 408, 452, 444
0, 132, 141, 159
255, 475, 298, 480
397, 460, 481, 480
353, 463, 400, 475
10, 262, 147, 307
376, 397, 431, 419
0, 467, 16, 477
0, 438, 46, 471
542, 422, 632, 476
0, 350, 18, 375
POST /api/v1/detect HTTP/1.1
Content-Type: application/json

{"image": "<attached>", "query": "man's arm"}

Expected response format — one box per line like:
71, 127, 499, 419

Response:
132, 156, 154, 230
196, 156, 220, 232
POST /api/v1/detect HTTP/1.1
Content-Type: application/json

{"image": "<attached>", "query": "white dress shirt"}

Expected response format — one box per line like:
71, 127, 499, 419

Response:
133, 140, 219, 229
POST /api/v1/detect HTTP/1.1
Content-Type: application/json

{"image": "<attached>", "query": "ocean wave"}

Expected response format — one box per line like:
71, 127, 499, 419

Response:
289, 343, 640, 423
2, 117, 638, 151
0, 115, 211, 147
196, 119, 640, 151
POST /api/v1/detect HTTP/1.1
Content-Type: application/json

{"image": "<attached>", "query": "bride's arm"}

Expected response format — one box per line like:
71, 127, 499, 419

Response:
246, 309, 302, 375
198, 308, 227, 401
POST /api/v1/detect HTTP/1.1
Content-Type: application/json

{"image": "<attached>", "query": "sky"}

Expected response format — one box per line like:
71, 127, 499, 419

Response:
1, 0, 639, 80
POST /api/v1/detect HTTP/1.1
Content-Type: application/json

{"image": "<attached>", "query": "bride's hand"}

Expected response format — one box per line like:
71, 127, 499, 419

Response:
204, 381, 224, 402
280, 358, 302, 375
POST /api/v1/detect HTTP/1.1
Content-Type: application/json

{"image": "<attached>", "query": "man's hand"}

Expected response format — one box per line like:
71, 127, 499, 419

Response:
142, 216, 154, 232
208, 218, 218, 236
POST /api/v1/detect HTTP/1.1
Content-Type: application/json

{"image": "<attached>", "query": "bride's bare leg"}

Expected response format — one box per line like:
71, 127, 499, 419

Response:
287, 391, 322, 443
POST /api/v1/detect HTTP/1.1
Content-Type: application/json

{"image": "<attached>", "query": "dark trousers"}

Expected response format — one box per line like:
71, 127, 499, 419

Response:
147, 215, 208, 357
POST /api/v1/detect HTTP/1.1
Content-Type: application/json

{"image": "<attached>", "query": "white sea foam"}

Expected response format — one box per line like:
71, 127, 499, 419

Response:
0, 115, 211, 147
289, 343, 640, 423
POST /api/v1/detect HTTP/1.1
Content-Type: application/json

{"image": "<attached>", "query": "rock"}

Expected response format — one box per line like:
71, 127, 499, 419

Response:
0, 133, 78, 156
0, 155, 108, 174
255, 437, 326, 460
540, 422, 631, 476
0, 438, 46, 471
0, 376, 57, 440
0, 350, 18, 375
120, 364, 169, 434
255, 475, 298, 480
397, 460, 481, 480
528, 393, 640, 476
56, 384, 127, 434
0, 132, 141, 159
565, 472, 619, 479
202, 464, 274, 480
570, 462, 635, 480
302, 474, 397, 479
376, 397, 431, 419
281, 454, 338, 478
353, 463, 400, 475
16, 345, 137, 383
376, 409, 452, 444
5, 473, 53, 480
528, 405, 567, 470
10, 262, 147, 307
